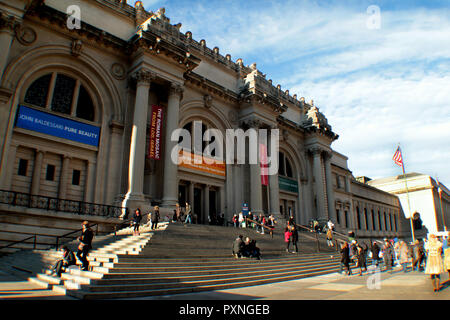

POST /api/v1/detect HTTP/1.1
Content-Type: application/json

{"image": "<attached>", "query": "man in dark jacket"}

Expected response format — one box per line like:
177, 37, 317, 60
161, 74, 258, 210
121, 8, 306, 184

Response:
382, 238, 394, 273
76, 221, 94, 271
52, 245, 76, 277
151, 206, 160, 230
371, 242, 381, 267
232, 235, 244, 258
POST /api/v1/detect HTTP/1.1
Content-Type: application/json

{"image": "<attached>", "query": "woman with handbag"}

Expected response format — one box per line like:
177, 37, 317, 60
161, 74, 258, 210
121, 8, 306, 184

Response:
76, 221, 94, 271
425, 234, 444, 292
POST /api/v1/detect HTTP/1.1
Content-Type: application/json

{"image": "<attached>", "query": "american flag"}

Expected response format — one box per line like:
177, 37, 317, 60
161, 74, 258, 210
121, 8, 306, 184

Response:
393, 146, 403, 167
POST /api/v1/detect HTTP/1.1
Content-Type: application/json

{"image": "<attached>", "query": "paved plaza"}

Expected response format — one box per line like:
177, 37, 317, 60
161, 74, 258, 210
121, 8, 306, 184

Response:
1, 265, 448, 300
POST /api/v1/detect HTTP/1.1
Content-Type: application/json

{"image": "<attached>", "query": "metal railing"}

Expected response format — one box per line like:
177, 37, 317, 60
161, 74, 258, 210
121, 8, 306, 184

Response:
0, 189, 127, 218
245, 218, 275, 238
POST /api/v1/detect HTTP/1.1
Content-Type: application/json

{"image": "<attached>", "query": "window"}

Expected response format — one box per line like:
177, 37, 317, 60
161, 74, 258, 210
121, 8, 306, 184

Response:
18, 159, 28, 176
356, 207, 361, 229
278, 152, 294, 178
344, 210, 348, 228
378, 211, 382, 231
72, 169, 81, 186
364, 208, 368, 230
384, 212, 388, 230
46, 164, 55, 181
24, 74, 52, 108
372, 209, 376, 231
24, 73, 95, 122
336, 209, 340, 224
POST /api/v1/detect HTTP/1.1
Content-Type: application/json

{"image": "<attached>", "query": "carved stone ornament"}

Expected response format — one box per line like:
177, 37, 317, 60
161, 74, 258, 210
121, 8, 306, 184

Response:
133, 70, 155, 85
169, 83, 184, 97
203, 94, 212, 108
111, 63, 126, 80
228, 110, 238, 125
15, 25, 37, 45
71, 39, 83, 57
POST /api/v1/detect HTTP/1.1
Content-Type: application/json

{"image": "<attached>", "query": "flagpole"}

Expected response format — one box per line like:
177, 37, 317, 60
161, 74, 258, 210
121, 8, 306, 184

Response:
398, 145, 415, 243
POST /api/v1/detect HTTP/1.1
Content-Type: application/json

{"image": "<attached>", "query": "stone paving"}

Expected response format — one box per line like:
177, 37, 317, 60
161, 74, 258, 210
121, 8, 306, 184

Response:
136, 266, 450, 300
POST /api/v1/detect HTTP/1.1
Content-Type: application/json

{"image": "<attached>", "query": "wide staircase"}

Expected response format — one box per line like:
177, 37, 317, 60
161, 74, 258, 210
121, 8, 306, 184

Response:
1, 220, 367, 299
50, 223, 359, 299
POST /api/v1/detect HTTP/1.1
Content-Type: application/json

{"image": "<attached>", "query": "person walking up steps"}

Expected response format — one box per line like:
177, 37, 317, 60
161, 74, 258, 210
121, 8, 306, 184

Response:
76, 221, 94, 271
284, 227, 292, 253
340, 241, 351, 276
326, 227, 334, 247
425, 234, 444, 292
291, 225, 299, 253
132, 208, 142, 236
151, 206, 160, 230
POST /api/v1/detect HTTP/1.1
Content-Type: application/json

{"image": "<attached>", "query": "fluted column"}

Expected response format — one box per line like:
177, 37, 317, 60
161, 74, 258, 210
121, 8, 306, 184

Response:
189, 181, 195, 214
85, 160, 96, 203
31, 150, 44, 195
311, 147, 326, 220
0, 17, 16, 80
204, 184, 210, 223
59, 155, 71, 199
122, 70, 153, 210
161, 83, 183, 209
324, 151, 336, 222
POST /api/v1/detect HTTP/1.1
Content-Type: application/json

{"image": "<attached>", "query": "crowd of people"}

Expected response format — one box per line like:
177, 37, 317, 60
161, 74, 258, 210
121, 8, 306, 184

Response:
338, 232, 450, 292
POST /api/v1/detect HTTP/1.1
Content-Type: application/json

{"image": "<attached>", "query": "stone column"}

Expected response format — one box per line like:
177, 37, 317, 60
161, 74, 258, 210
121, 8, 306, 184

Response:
0, 19, 15, 80
122, 70, 153, 210
311, 147, 326, 220
84, 160, 96, 203
161, 83, 183, 209
188, 181, 195, 215
105, 121, 124, 205
204, 184, 210, 223
250, 159, 263, 215
324, 151, 336, 223
2, 143, 17, 189
31, 150, 44, 195
59, 155, 71, 199
219, 185, 225, 218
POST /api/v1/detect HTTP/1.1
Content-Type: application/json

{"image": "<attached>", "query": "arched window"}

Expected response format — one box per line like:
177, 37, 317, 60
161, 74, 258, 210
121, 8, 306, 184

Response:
180, 120, 218, 157
278, 152, 294, 178
24, 73, 95, 122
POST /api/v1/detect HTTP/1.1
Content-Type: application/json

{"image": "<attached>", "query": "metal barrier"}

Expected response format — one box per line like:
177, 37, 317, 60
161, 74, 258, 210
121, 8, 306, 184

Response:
0, 189, 127, 218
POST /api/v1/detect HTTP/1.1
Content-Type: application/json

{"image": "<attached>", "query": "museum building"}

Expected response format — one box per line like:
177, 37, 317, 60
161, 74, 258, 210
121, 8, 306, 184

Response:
0, 0, 412, 248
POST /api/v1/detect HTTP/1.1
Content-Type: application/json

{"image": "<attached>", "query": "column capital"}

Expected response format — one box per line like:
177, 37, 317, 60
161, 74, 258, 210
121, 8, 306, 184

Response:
169, 83, 184, 97
322, 150, 333, 161
308, 146, 323, 156
132, 69, 155, 85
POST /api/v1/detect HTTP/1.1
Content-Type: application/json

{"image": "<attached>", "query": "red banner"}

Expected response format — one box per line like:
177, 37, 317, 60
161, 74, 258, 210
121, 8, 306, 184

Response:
260, 143, 268, 186
148, 105, 163, 160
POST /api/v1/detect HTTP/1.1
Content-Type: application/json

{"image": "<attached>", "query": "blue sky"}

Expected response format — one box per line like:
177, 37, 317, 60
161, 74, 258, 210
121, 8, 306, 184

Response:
141, 0, 450, 185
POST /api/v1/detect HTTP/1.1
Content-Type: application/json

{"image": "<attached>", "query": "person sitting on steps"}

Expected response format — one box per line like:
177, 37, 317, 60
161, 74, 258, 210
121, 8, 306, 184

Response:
51, 245, 76, 277
232, 235, 244, 258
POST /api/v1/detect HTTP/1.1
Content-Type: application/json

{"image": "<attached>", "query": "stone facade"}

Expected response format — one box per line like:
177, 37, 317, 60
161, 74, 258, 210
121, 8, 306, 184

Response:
368, 173, 450, 236
0, 0, 409, 246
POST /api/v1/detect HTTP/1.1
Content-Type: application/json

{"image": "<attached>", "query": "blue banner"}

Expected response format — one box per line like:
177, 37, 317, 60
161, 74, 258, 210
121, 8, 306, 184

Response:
15, 105, 100, 147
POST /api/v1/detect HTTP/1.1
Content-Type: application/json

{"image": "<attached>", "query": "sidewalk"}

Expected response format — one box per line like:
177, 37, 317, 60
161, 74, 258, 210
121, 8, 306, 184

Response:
134, 266, 450, 300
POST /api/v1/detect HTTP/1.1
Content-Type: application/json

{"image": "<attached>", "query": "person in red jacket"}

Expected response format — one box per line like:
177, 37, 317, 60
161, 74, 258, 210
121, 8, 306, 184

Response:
284, 227, 293, 253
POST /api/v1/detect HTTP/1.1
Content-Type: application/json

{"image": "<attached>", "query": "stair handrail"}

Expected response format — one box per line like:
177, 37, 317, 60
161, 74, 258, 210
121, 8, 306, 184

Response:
245, 218, 274, 238
55, 223, 100, 249
0, 235, 37, 251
